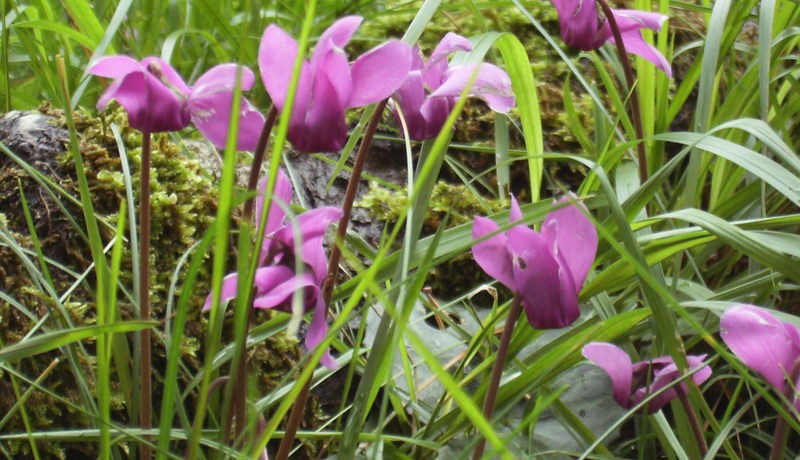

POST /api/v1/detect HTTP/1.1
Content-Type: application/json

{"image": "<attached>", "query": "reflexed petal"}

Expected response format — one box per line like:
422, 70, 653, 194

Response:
292, 70, 347, 152
423, 32, 473, 90
140, 57, 191, 95
309, 15, 362, 75
392, 71, 428, 140
410, 45, 425, 71
638, 360, 681, 413
192, 64, 255, 97
307, 294, 337, 369
429, 63, 515, 113
721, 304, 797, 391
252, 271, 316, 311
259, 24, 312, 114
550, 0, 585, 28
582, 342, 634, 409
472, 216, 515, 291
508, 224, 578, 329
88, 55, 141, 79
108, 71, 188, 132
313, 43, 352, 109
613, 9, 668, 33
190, 91, 265, 151
541, 194, 597, 292
509, 195, 523, 224
296, 207, 343, 282
349, 41, 412, 107
318, 16, 362, 50
557, 0, 604, 50
252, 265, 296, 297
255, 169, 293, 235
203, 272, 240, 311
609, 31, 672, 77
419, 96, 453, 139
687, 354, 713, 387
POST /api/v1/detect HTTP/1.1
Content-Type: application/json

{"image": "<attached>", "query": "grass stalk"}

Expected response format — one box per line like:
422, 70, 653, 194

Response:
473, 293, 522, 460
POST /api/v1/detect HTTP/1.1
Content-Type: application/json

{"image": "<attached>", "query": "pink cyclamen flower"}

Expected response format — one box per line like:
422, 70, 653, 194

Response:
551, 0, 672, 77
721, 304, 800, 410
582, 342, 712, 414
258, 16, 413, 153
472, 194, 597, 329
203, 169, 342, 369
391, 32, 515, 140
89, 56, 264, 150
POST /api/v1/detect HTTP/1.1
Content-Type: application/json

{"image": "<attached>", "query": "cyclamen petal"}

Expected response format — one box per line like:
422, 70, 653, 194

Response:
472, 216, 516, 291
90, 55, 263, 149
204, 169, 341, 370
428, 63, 515, 113
471, 194, 596, 330
391, 32, 515, 141
721, 304, 800, 408
581, 342, 633, 408
541, 194, 598, 292
508, 224, 578, 329
349, 41, 416, 107
584, 342, 712, 414
551, 0, 671, 76
259, 17, 412, 153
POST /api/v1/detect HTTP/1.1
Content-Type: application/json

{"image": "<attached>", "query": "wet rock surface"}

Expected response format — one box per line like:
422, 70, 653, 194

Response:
286, 136, 407, 247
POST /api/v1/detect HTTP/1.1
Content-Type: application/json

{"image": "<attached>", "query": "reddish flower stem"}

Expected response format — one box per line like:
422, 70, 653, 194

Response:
274, 99, 388, 460
675, 384, 708, 458
594, 0, 648, 186
769, 357, 800, 460
223, 106, 278, 446
139, 131, 152, 460
473, 293, 523, 460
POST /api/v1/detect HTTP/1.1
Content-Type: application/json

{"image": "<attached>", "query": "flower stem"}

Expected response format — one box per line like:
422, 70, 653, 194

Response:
139, 131, 152, 460
594, 0, 649, 186
322, 98, 388, 306
769, 357, 800, 460
222, 106, 279, 446
675, 384, 708, 458
273, 98, 388, 460
473, 293, 523, 460
243, 106, 279, 220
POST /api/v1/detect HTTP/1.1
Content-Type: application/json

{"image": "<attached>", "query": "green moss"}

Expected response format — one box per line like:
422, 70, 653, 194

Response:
357, 180, 509, 230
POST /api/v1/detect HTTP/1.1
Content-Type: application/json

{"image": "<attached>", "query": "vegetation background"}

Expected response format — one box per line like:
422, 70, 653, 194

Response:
1, 0, 800, 458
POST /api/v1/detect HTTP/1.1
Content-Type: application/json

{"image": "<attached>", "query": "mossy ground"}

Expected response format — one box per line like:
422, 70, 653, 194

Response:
0, 105, 320, 458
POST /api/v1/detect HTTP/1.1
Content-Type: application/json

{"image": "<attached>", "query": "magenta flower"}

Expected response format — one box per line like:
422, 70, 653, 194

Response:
258, 16, 412, 153
551, 0, 672, 77
582, 342, 712, 414
721, 304, 800, 409
89, 56, 265, 150
472, 194, 597, 329
203, 169, 342, 369
391, 32, 515, 140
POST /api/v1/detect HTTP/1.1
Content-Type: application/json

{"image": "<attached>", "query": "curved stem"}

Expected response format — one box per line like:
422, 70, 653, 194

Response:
594, 0, 648, 186
273, 99, 389, 460
473, 294, 523, 460
770, 357, 800, 460
139, 131, 152, 460
223, 106, 279, 446
322, 98, 388, 306
675, 385, 708, 459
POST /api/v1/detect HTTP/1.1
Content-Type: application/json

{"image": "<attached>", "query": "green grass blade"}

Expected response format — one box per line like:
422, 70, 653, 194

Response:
495, 33, 543, 202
